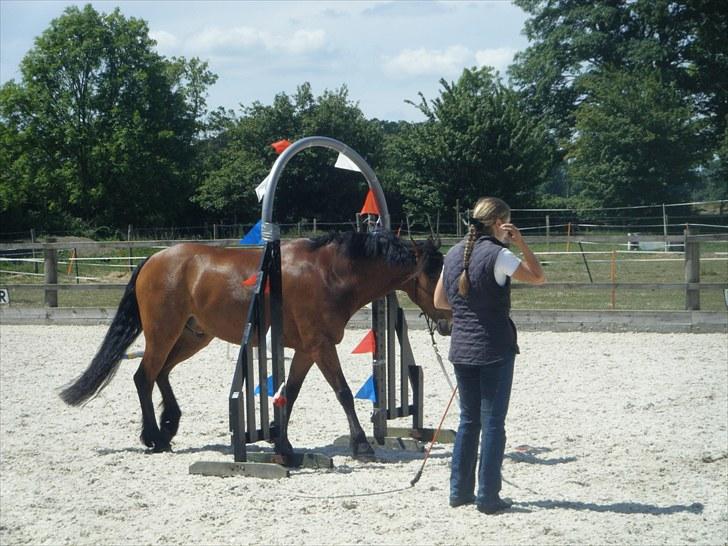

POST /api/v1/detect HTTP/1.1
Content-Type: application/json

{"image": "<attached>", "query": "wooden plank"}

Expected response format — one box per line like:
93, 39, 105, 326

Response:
2, 307, 726, 332
189, 461, 289, 479
244, 452, 334, 469
333, 435, 424, 452
386, 426, 457, 444
4, 282, 727, 291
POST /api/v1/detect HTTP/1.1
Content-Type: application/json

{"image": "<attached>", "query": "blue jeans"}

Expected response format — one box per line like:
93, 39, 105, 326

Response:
450, 354, 515, 506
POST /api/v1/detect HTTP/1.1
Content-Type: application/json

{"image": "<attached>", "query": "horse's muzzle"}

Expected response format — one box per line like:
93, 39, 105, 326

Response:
436, 319, 452, 336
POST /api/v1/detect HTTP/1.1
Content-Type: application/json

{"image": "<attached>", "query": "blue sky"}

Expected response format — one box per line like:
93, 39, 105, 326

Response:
1, 1, 529, 121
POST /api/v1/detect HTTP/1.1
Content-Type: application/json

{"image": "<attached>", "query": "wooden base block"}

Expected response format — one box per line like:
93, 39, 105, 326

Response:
387, 426, 457, 444
189, 461, 289, 479
245, 451, 334, 469
333, 435, 424, 452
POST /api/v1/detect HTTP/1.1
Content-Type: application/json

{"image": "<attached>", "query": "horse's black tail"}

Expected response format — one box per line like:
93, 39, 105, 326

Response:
59, 258, 149, 406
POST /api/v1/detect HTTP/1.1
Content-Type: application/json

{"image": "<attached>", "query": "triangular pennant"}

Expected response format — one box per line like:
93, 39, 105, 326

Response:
272, 381, 287, 408
360, 189, 380, 216
352, 329, 376, 354
271, 139, 291, 155
256, 174, 271, 202
355, 375, 377, 402
242, 273, 270, 294
334, 152, 361, 172
240, 220, 263, 245
254, 375, 274, 396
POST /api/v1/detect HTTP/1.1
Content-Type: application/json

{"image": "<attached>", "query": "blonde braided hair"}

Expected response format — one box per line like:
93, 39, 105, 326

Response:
457, 197, 511, 297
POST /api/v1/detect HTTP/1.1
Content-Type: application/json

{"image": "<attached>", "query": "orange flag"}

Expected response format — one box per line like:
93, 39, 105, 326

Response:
271, 139, 291, 154
352, 329, 376, 354
359, 189, 380, 216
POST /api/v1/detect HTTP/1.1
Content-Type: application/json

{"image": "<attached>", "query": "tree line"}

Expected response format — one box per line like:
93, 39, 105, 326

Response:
1, 2, 726, 237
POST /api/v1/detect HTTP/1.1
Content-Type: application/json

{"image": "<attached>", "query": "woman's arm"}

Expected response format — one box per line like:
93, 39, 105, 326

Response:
433, 272, 451, 310
502, 223, 546, 285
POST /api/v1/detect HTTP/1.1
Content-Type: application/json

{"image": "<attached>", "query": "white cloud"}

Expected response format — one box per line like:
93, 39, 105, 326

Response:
383, 45, 471, 78
149, 30, 179, 52
474, 47, 517, 74
187, 26, 326, 56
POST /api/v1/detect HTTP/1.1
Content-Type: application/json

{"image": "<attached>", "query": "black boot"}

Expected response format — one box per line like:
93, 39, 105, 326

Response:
477, 497, 512, 514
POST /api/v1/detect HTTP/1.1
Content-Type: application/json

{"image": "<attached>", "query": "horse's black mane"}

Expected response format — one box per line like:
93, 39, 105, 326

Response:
307, 230, 443, 278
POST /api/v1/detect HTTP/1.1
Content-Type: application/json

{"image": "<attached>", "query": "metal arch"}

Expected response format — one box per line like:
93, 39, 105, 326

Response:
260, 136, 390, 240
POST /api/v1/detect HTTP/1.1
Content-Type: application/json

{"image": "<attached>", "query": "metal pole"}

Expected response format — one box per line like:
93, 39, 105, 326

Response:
578, 241, 593, 283
545, 215, 550, 251
684, 225, 700, 310
662, 204, 668, 251
43, 243, 58, 307
30, 229, 38, 274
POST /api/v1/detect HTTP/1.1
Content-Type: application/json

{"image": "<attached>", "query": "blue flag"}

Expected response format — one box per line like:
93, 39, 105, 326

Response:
355, 374, 377, 403
240, 220, 263, 245
254, 375, 274, 396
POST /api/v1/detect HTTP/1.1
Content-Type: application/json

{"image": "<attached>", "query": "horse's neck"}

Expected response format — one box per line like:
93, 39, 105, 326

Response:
347, 259, 413, 308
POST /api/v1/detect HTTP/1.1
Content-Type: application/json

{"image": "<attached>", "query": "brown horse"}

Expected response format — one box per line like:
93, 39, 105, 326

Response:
60, 230, 451, 461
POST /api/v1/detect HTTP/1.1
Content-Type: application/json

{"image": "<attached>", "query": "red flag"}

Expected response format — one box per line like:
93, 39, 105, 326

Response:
273, 382, 287, 408
242, 273, 270, 294
359, 189, 380, 216
352, 329, 376, 354
271, 139, 291, 154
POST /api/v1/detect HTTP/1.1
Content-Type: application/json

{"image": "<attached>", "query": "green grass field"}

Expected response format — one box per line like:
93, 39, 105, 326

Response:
1, 240, 726, 311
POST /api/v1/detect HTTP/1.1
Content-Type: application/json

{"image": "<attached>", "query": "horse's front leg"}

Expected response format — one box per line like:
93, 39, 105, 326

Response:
315, 343, 375, 462
270, 350, 314, 463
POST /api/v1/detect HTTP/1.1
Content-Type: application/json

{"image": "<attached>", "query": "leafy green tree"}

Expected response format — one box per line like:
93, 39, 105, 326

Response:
567, 69, 705, 207
393, 67, 557, 221
0, 4, 216, 234
194, 83, 385, 224
511, 0, 728, 145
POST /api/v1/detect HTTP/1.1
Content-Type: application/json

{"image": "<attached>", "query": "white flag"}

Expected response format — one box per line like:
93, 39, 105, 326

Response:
334, 152, 361, 172
255, 174, 271, 202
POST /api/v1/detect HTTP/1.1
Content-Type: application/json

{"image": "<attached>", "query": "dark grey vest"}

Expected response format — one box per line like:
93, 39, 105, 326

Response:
443, 236, 519, 365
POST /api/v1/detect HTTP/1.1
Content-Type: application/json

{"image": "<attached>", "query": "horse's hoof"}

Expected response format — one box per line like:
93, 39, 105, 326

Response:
271, 453, 295, 467
145, 442, 172, 454
352, 442, 376, 462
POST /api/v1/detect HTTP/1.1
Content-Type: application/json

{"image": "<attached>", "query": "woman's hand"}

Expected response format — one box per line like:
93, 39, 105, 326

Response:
500, 223, 524, 248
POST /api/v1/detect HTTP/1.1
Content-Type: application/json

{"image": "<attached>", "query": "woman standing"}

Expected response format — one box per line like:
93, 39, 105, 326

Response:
434, 197, 545, 514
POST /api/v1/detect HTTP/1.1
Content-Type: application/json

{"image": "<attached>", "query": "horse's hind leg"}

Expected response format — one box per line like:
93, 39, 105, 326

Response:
134, 321, 187, 452
134, 358, 168, 452
156, 328, 213, 444
315, 343, 375, 461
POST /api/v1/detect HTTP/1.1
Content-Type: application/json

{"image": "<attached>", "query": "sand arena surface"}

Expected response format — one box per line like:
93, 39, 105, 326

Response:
1, 324, 726, 545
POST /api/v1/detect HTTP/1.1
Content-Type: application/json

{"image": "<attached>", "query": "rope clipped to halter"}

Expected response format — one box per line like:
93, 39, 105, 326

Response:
422, 313, 456, 393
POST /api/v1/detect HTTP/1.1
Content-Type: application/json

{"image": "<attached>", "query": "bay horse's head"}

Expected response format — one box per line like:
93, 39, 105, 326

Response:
403, 236, 453, 336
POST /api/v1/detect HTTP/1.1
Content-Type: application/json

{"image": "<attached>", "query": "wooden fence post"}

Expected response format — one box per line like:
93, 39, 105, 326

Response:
684, 226, 700, 310
44, 243, 58, 307
30, 228, 39, 274
127, 224, 133, 273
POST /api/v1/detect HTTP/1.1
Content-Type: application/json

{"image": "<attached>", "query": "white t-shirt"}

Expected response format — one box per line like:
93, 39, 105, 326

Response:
494, 247, 521, 287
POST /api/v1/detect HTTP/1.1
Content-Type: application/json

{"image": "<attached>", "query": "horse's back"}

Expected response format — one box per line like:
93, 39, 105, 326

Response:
135, 243, 263, 342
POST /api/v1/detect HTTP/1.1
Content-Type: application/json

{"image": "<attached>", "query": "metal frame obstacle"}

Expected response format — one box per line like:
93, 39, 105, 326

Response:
192, 136, 453, 479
